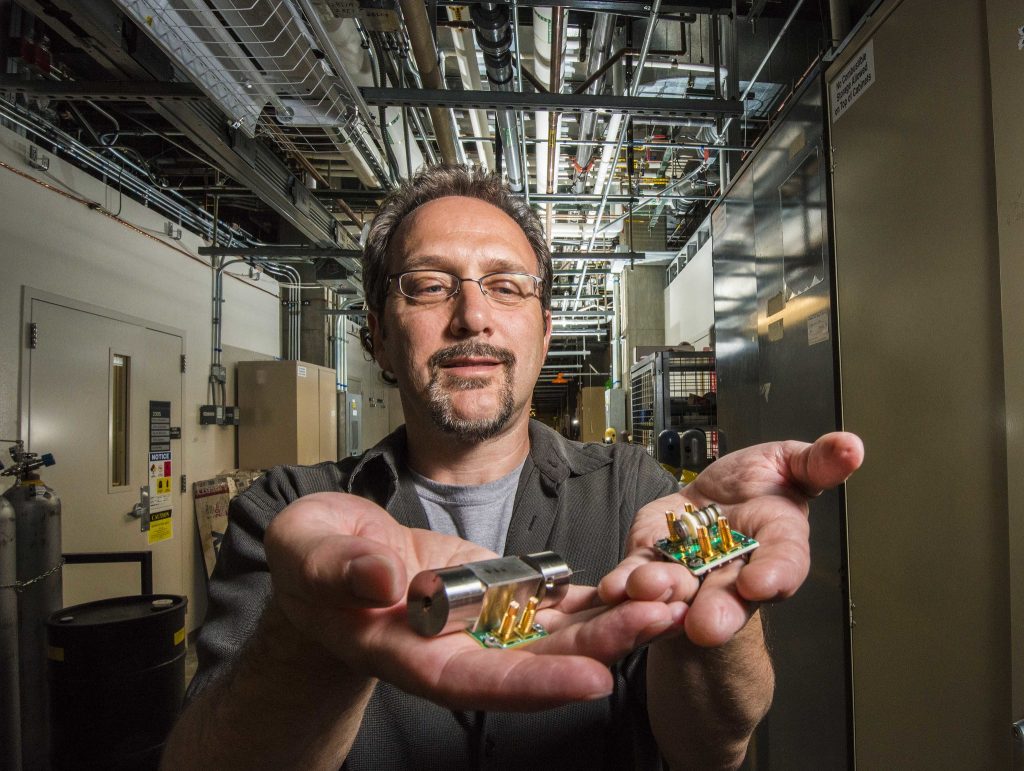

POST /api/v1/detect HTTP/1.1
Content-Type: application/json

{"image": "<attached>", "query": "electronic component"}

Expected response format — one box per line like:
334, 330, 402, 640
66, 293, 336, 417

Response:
407, 551, 572, 649
654, 503, 758, 578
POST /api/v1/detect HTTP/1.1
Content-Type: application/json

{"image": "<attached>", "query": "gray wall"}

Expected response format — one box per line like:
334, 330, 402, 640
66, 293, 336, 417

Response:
829, 0, 1012, 764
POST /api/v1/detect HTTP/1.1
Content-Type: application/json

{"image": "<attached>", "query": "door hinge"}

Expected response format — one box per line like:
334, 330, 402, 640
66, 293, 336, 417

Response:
28, 322, 38, 349
180, 354, 187, 373
180, 474, 187, 494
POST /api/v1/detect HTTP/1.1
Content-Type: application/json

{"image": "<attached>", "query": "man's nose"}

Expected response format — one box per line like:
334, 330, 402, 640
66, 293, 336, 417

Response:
448, 279, 493, 336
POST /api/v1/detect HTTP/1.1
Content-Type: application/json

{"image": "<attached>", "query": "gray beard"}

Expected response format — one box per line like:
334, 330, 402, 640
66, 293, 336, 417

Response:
426, 342, 518, 442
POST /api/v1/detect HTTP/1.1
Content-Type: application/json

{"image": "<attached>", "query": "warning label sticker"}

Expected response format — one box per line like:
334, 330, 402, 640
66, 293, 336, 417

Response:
148, 510, 173, 544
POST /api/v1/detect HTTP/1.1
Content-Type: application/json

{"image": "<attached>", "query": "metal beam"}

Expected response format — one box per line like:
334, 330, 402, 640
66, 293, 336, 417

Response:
360, 88, 742, 117
535, 194, 716, 203
0, 79, 205, 101
198, 246, 361, 260
438, 1, 730, 12
551, 252, 645, 261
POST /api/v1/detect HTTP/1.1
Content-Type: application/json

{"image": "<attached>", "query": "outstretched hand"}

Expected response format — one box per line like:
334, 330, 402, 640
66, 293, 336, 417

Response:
264, 493, 687, 712
599, 432, 864, 647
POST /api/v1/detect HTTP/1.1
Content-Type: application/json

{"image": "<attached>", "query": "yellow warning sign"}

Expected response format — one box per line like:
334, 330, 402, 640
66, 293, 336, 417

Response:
174, 627, 185, 646
148, 510, 173, 544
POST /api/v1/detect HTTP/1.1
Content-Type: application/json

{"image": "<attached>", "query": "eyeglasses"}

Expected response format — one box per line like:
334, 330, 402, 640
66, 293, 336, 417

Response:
387, 270, 543, 307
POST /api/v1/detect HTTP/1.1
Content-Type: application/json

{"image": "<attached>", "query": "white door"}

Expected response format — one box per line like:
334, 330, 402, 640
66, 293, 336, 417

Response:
25, 296, 184, 608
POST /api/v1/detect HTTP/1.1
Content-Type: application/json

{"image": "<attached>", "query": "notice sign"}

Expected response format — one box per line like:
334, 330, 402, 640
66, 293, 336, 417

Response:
830, 41, 875, 122
149, 450, 173, 514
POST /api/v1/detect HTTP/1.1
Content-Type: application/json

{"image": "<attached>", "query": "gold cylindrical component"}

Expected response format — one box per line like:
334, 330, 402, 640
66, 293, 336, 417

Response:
497, 601, 520, 643
717, 517, 736, 552
665, 511, 679, 541
515, 596, 540, 637
697, 526, 714, 560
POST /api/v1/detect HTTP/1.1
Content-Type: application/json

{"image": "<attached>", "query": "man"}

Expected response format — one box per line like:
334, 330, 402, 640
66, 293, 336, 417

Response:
163, 165, 862, 770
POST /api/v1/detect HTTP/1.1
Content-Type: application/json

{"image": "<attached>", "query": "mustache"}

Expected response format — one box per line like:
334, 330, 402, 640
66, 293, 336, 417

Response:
428, 341, 516, 370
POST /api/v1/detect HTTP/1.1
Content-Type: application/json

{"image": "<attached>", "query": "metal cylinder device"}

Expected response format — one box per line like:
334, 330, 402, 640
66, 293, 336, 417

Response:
2, 443, 61, 771
407, 551, 572, 637
0, 494, 21, 771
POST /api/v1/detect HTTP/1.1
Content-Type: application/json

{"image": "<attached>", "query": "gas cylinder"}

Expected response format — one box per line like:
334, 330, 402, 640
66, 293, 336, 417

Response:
0, 493, 21, 771
2, 441, 61, 771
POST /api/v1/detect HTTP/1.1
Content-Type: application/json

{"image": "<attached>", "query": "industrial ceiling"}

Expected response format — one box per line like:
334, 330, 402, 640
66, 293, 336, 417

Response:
0, 0, 858, 411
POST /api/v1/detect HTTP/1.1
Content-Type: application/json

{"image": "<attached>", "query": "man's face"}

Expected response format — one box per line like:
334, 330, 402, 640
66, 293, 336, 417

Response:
368, 196, 551, 442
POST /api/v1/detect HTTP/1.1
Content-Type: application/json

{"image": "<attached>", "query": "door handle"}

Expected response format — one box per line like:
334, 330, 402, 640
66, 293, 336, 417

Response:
127, 485, 149, 519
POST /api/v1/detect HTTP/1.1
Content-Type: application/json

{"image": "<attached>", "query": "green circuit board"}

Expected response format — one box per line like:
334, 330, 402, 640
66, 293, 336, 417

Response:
466, 624, 549, 649
655, 521, 758, 578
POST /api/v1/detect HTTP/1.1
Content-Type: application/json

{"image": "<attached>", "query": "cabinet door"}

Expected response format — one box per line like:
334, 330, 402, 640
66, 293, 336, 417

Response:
295, 364, 319, 465
318, 367, 338, 462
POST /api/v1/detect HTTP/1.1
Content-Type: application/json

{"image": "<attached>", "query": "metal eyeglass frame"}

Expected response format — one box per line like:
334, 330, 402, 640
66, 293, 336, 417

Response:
386, 269, 543, 306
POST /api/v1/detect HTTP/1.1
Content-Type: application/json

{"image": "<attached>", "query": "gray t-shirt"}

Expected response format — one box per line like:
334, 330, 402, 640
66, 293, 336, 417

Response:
410, 460, 526, 554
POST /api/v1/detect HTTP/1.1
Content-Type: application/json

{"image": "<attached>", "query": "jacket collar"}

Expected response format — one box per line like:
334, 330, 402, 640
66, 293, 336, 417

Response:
346, 420, 613, 492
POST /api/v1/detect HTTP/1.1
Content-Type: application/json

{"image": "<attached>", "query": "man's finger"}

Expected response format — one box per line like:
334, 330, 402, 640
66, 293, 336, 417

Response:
786, 431, 864, 498
534, 599, 688, 664
683, 561, 754, 647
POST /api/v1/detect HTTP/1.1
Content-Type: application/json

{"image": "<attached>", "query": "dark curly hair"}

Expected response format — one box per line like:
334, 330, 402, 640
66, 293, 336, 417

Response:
359, 164, 552, 366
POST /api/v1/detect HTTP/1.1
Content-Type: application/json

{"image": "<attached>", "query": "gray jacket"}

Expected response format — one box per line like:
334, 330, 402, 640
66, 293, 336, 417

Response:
189, 420, 677, 770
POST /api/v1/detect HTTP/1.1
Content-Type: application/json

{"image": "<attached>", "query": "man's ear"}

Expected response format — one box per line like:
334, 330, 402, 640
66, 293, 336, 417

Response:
366, 310, 392, 372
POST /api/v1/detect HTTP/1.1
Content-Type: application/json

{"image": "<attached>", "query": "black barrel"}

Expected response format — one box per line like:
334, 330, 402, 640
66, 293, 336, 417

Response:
46, 594, 188, 770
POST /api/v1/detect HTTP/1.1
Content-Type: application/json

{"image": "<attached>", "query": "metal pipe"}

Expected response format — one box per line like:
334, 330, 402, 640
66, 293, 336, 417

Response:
532, 193, 714, 203
574, 13, 616, 171
721, 0, 807, 138
611, 273, 622, 387
459, 136, 750, 151
574, 1, 660, 312
399, 0, 462, 164
829, 0, 852, 48
546, 6, 564, 199
586, 0, 661, 252
399, 61, 440, 166
592, 157, 712, 237
509, 0, 531, 203
472, 3, 524, 191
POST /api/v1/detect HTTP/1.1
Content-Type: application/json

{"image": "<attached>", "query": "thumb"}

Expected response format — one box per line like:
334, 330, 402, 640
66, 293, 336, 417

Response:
788, 431, 864, 497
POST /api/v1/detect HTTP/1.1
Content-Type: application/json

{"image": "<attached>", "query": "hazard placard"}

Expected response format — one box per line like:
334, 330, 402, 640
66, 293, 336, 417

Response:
147, 510, 173, 544
149, 450, 172, 514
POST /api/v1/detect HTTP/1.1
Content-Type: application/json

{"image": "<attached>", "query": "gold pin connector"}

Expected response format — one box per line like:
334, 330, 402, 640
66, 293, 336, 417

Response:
717, 517, 736, 552
697, 526, 714, 560
683, 502, 696, 513
497, 601, 520, 644
665, 511, 679, 541
515, 596, 539, 637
